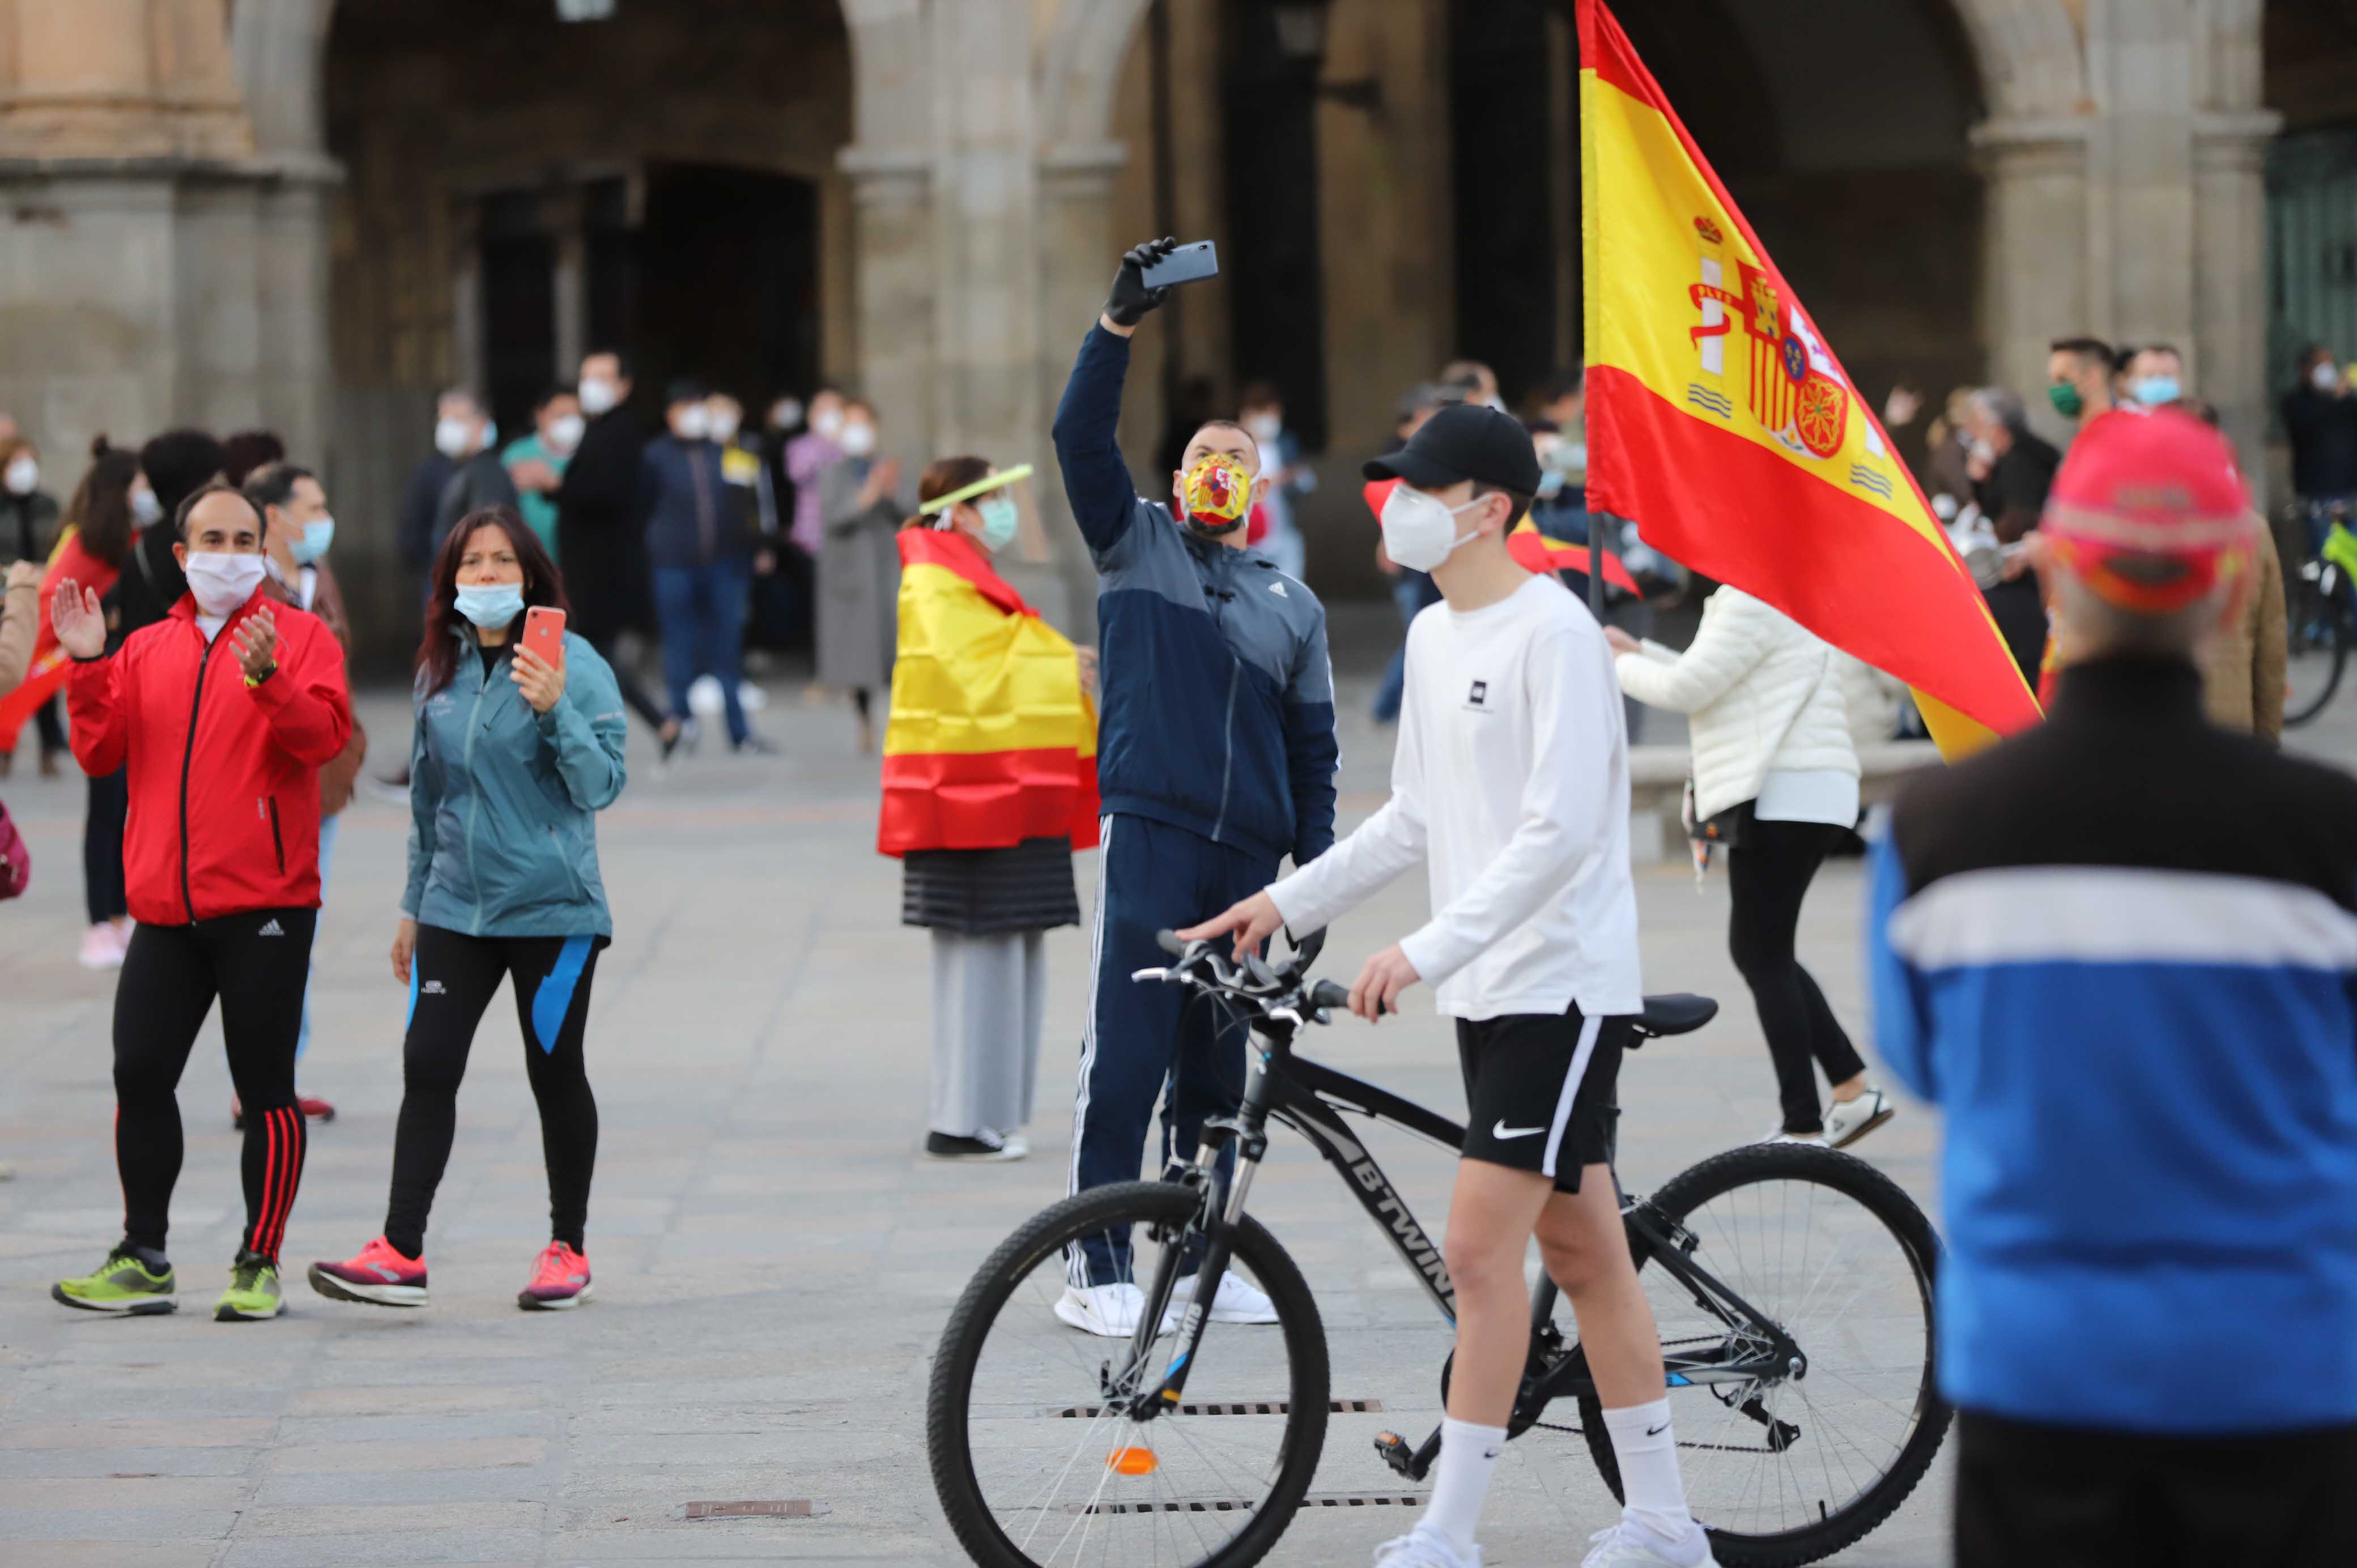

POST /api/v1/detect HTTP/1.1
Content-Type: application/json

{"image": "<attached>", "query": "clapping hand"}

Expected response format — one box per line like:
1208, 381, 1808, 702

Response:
5, 559, 39, 593
512, 646, 565, 713
51, 577, 107, 659
231, 604, 279, 680
1883, 385, 1924, 429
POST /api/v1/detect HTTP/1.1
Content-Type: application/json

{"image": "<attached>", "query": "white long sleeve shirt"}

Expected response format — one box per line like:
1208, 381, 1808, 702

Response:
1269, 574, 1643, 1021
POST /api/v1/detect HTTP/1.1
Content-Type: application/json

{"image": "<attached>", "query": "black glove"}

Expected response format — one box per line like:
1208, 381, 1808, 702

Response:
1103, 237, 1178, 328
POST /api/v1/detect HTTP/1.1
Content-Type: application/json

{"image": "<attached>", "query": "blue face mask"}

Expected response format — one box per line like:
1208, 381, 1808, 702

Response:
975, 494, 1020, 553
2130, 375, 2181, 408
288, 516, 335, 565
1535, 468, 1565, 500
453, 582, 525, 630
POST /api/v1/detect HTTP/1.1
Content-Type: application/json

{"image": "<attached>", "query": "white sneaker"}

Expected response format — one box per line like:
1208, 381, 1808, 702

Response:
1581, 1520, 1717, 1567
1824, 1086, 1895, 1149
1373, 1529, 1480, 1567
1758, 1127, 1824, 1147
1169, 1271, 1280, 1324
1053, 1282, 1177, 1339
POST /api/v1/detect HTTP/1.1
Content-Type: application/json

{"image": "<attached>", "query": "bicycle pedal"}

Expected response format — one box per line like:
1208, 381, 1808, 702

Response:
1372, 1431, 1416, 1478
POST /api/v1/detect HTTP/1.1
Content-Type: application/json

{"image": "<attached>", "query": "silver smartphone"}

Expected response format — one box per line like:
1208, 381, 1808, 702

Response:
1141, 241, 1219, 289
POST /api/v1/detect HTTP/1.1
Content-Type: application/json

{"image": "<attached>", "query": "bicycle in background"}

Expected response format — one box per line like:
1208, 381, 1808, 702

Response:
2285, 498, 2357, 727
927, 932, 1947, 1568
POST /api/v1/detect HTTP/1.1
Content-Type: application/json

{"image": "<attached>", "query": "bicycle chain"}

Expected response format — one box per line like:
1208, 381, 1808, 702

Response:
1528, 1335, 1782, 1454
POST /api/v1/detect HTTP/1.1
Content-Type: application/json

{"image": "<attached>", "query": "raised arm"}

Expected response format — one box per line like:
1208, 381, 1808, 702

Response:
1398, 624, 1616, 986
1052, 239, 1180, 564
59, 581, 131, 776
248, 613, 352, 766
541, 637, 629, 811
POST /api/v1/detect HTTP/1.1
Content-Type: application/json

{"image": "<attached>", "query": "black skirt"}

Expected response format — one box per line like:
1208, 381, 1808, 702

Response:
901, 836, 1081, 936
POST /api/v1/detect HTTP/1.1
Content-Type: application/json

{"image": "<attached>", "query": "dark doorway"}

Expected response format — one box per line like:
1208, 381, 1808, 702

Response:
634, 165, 822, 414
480, 191, 557, 440
1222, 1, 1329, 451
1451, 0, 1557, 410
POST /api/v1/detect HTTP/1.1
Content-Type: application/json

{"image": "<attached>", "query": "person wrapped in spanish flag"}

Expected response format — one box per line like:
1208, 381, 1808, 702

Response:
880, 457, 1099, 1162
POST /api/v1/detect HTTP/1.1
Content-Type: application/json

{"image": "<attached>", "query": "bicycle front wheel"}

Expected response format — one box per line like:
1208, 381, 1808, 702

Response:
927, 1180, 1330, 1568
1575, 1143, 1946, 1568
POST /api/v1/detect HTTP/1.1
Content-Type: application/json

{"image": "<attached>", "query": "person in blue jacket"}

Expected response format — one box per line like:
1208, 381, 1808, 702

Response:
308, 506, 627, 1315
1053, 237, 1339, 1336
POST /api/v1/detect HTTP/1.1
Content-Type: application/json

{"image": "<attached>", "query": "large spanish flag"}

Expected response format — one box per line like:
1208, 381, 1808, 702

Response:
1579, 0, 2038, 754
879, 527, 1099, 857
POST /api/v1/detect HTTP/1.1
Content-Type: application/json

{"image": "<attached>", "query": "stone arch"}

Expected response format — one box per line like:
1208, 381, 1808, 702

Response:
1948, 0, 2088, 121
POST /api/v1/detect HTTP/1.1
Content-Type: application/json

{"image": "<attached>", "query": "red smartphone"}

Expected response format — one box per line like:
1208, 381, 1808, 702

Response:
522, 606, 566, 670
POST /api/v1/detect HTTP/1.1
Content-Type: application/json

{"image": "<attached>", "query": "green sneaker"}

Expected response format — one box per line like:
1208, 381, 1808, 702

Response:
214, 1252, 284, 1322
52, 1245, 177, 1314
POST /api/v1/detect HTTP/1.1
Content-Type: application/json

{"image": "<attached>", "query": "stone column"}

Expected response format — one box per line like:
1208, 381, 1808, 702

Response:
1971, 118, 2090, 446
2193, 111, 2282, 499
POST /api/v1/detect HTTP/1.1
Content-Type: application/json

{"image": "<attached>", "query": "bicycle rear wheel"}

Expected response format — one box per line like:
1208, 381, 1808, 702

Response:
2284, 561, 2350, 727
927, 1180, 1330, 1568
1569, 1144, 1946, 1568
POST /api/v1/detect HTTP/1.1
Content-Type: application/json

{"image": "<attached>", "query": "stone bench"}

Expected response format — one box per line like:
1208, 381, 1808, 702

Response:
1626, 740, 1945, 862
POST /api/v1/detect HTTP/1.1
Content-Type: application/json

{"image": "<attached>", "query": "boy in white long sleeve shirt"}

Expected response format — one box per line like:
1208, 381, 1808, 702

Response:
1184, 406, 1713, 1568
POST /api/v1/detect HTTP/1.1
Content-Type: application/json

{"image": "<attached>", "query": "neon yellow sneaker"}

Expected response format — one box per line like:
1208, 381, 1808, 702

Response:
52, 1245, 177, 1314
214, 1252, 284, 1322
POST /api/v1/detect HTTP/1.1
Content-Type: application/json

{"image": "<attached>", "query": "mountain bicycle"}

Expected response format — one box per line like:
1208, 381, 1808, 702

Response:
928, 932, 1947, 1568
2286, 501, 2357, 727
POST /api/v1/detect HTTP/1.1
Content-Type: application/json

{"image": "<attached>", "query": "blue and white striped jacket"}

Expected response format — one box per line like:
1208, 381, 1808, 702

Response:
1871, 657, 2357, 1434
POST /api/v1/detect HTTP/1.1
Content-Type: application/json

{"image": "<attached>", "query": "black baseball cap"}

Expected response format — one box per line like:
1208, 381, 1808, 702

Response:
1363, 403, 1542, 495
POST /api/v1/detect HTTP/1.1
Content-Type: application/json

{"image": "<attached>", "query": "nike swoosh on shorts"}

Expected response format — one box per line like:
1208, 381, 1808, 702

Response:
1492, 1120, 1546, 1139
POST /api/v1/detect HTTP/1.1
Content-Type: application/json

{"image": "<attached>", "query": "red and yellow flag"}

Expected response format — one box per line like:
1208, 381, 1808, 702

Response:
1579, 0, 2038, 755
879, 529, 1099, 857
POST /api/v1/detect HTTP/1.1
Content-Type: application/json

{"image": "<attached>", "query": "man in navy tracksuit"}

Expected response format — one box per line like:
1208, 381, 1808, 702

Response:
1054, 238, 1338, 1335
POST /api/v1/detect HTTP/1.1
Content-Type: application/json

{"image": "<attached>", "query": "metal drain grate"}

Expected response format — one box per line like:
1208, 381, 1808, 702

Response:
1072, 1492, 1422, 1515
1046, 1397, 1384, 1417
683, 1499, 827, 1520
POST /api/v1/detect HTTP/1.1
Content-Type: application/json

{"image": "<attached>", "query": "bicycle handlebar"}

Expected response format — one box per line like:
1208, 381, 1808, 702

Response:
1145, 928, 1347, 1025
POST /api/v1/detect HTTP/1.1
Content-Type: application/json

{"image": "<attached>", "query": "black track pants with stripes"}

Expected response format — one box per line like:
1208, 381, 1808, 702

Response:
114, 909, 315, 1263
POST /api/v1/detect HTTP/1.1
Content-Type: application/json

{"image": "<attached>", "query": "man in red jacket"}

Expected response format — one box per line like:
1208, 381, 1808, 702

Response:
48, 483, 352, 1322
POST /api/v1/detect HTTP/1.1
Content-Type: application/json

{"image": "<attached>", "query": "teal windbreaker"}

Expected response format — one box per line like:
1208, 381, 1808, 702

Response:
402, 625, 627, 938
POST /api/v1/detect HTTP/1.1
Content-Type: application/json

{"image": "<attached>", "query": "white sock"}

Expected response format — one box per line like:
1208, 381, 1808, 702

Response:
1415, 1416, 1505, 1558
1601, 1399, 1705, 1564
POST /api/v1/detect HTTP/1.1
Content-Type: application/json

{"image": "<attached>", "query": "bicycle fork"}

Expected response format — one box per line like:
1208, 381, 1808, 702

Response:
1117, 1113, 1264, 1422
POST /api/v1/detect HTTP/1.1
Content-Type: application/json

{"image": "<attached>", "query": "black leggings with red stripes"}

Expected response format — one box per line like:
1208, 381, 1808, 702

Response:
114, 909, 315, 1263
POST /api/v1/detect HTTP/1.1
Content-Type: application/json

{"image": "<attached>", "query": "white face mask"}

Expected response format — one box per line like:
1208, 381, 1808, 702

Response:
1380, 485, 1488, 573
578, 377, 619, 416
708, 407, 741, 443
544, 413, 585, 455
1245, 413, 1282, 443
673, 405, 712, 441
184, 551, 268, 617
434, 416, 476, 458
770, 398, 803, 431
839, 420, 877, 458
2315, 363, 2340, 393
811, 406, 845, 440
3, 457, 37, 496
131, 486, 163, 526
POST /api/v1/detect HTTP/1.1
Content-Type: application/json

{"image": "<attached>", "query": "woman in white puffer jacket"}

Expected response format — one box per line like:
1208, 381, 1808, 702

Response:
1609, 586, 1894, 1148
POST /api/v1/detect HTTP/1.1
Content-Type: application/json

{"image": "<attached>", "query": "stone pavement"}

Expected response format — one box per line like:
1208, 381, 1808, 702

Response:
5, 663, 2347, 1568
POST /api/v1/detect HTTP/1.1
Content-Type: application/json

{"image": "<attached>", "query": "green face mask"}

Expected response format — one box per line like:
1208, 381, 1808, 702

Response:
2048, 381, 2085, 420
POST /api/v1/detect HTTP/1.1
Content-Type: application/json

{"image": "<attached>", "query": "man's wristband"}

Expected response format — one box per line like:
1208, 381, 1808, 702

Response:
244, 662, 278, 689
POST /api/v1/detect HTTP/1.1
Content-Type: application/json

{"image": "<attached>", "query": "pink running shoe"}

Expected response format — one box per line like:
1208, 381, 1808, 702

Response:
307, 1237, 428, 1308
518, 1242, 593, 1311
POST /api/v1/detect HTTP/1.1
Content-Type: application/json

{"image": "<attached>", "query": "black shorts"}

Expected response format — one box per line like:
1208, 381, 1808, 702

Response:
1453, 1004, 1627, 1192
1955, 1409, 2357, 1567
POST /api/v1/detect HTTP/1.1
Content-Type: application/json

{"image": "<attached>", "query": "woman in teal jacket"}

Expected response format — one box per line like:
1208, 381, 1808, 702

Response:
309, 506, 627, 1314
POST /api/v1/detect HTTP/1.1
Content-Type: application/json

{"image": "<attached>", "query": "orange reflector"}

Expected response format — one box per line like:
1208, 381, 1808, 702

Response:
1107, 1447, 1158, 1476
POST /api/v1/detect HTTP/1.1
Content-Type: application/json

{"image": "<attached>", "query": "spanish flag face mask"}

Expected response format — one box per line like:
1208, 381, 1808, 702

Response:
1175, 452, 1253, 538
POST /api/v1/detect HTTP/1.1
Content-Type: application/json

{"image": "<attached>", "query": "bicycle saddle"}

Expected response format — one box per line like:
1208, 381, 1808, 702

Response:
1630, 993, 1717, 1041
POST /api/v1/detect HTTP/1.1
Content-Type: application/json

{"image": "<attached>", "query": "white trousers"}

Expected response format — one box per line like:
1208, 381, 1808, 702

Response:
930, 929, 1047, 1139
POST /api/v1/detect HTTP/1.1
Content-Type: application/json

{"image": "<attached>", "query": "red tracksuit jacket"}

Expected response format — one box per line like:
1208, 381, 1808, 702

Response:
69, 592, 353, 926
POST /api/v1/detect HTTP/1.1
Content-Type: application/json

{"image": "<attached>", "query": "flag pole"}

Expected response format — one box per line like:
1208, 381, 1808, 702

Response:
1588, 512, 1613, 624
